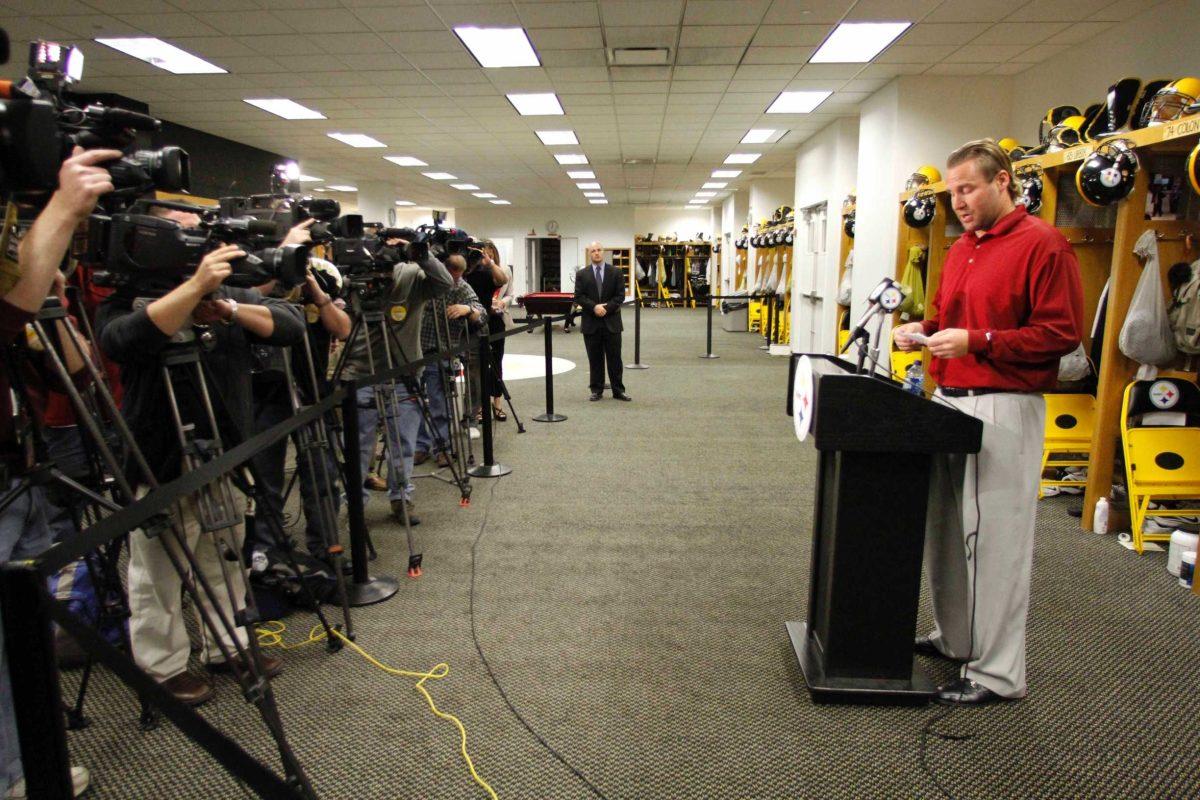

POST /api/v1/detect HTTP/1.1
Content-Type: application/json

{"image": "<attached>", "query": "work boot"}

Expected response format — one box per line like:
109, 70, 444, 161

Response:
390, 499, 421, 526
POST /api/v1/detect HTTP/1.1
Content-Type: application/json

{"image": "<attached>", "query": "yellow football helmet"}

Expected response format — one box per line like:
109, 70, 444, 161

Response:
1143, 77, 1200, 126
905, 165, 942, 192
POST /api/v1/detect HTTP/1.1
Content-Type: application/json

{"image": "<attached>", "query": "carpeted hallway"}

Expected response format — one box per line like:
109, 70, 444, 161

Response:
63, 307, 1200, 799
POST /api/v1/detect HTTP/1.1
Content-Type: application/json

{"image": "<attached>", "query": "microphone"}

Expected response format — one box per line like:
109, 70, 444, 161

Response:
839, 277, 905, 354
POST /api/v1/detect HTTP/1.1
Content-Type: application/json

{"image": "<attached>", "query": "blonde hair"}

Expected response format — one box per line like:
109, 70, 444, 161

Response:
947, 139, 1020, 201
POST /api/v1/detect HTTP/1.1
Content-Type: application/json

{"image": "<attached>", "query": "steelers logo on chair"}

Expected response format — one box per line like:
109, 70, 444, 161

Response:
903, 189, 936, 228
1148, 380, 1182, 410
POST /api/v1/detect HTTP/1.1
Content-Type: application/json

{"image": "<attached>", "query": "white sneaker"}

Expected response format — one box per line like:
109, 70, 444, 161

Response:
5, 765, 90, 798
468, 426, 481, 440
1143, 517, 1181, 534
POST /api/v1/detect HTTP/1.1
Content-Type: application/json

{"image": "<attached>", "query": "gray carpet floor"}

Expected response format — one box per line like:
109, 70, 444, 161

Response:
60, 308, 1200, 799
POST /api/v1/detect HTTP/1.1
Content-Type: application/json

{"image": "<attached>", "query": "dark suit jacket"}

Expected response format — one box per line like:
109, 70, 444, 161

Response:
573, 262, 624, 335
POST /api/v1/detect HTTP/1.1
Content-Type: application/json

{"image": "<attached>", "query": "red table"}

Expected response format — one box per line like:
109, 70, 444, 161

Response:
518, 292, 576, 316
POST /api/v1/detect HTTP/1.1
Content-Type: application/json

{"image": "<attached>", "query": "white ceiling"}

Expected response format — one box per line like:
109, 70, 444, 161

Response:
0, 0, 1167, 209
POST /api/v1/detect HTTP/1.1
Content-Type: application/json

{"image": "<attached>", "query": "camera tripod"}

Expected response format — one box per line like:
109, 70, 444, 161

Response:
32, 293, 336, 799
415, 296, 480, 488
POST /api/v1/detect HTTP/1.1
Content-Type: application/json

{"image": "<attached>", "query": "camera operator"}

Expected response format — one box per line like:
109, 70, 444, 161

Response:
96, 205, 306, 708
415, 254, 483, 466
460, 244, 508, 423
340, 231, 452, 525
247, 238, 350, 568
0, 146, 120, 799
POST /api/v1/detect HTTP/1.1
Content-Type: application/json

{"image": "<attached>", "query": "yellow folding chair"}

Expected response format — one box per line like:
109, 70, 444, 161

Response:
1120, 377, 1200, 554
1039, 393, 1096, 498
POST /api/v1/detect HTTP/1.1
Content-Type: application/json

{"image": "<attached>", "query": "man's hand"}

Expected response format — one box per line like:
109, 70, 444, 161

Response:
48, 146, 123, 221
304, 272, 329, 306
192, 299, 232, 325
281, 218, 315, 246
446, 303, 472, 319
927, 328, 970, 359
490, 297, 506, 315
594, 305, 607, 318
893, 322, 926, 352
186, 244, 244, 295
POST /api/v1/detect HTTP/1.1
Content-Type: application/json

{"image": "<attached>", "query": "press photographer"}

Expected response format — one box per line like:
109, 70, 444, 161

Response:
0, 146, 119, 799
95, 204, 306, 708
338, 228, 452, 525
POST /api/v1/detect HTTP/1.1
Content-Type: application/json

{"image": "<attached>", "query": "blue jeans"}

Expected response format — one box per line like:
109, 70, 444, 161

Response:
43, 426, 90, 544
416, 361, 453, 456
354, 382, 420, 502
0, 479, 56, 794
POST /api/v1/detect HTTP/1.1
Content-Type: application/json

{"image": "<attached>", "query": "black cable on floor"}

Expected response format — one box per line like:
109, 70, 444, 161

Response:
918, 706, 973, 800
469, 477, 612, 800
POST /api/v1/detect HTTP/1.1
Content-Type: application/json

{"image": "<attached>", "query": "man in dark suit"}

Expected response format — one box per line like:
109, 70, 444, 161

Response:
574, 241, 630, 401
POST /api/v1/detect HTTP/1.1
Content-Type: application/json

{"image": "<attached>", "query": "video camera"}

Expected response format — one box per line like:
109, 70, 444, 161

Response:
218, 194, 364, 245
0, 40, 189, 200
85, 201, 309, 294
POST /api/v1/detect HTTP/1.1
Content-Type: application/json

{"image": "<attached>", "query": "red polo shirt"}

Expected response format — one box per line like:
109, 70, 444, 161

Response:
921, 206, 1083, 391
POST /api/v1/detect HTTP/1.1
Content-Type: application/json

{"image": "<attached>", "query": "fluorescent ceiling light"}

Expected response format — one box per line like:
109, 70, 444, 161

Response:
694, 192, 717, 198
395, 200, 415, 206
423, 172, 457, 180
712, 169, 742, 178
724, 153, 761, 164
555, 153, 588, 165
576, 182, 601, 190
567, 170, 595, 179
536, 130, 578, 146
507, 92, 564, 116
244, 98, 325, 120
94, 37, 226, 74
473, 192, 497, 198
702, 182, 727, 189
766, 90, 832, 114
298, 174, 323, 182
321, 185, 357, 192
384, 156, 427, 167
490, 199, 511, 205
328, 132, 386, 148
589, 199, 608, 205
811, 21, 911, 63
451, 183, 480, 190
741, 128, 787, 144
454, 27, 540, 68
583, 191, 605, 198
688, 201, 707, 205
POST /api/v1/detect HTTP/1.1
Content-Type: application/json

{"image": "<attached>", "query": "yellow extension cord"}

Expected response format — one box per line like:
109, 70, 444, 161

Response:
255, 620, 498, 800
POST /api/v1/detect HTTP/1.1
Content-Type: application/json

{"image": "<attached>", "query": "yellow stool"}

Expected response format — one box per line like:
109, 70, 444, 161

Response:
1039, 394, 1095, 498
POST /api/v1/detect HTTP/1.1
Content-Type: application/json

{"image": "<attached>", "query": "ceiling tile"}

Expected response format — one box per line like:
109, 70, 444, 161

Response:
517, 2, 601, 27
194, 12, 295, 35
669, 80, 730, 93
741, 46, 817, 65
763, 0, 855, 24
529, 27, 604, 49
405, 51, 478, 69
1042, 21, 1115, 45
380, 31, 461, 52
844, 0, 941, 21
351, 5, 445, 31
750, 24, 832, 46
605, 26, 676, 48
924, 63, 994, 76
679, 25, 756, 48
796, 63, 861, 80
922, 0, 1009, 23
1005, 0, 1118, 21
422, 69, 491, 84
987, 62, 1033, 76
875, 44, 957, 64
898, 22, 991, 46
947, 44, 1030, 63
672, 65, 736, 81
282, 10, 373, 33
735, 64, 801, 80
542, 49, 608, 67
971, 21, 1069, 45
855, 62, 928, 79
547, 66, 610, 83
684, 0, 771, 24
1012, 43, 1068, 63
435, 3, 524, 26
600, 0, 682, 27
116, 13, 223, 36
677, 47, 747, 65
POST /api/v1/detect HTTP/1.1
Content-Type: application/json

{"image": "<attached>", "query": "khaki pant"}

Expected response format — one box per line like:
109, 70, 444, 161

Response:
924, 392, 1045, 698
128, 489, 249, 682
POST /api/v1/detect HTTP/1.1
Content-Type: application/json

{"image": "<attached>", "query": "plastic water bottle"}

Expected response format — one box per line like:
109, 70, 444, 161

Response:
1094, 497, 1109, 535
904, 361, 924, 395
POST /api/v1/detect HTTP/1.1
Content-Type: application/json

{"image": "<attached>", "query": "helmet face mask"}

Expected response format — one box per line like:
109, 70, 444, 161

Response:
905, 165, 942, 193
1143, 77, 1200, 126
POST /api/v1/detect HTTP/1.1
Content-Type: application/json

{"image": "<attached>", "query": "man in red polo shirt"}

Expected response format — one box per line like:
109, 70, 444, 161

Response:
895, 138, 1083, 705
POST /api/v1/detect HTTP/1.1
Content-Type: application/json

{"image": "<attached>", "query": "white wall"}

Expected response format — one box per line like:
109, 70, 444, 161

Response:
720, 190, 748, 293
454, 206, 634, 296
632, 207, 713, 241
853, 76, 1014, 347
747, 178, 794, 289
790, 117, 858, 353
1008, 0, 1200, 145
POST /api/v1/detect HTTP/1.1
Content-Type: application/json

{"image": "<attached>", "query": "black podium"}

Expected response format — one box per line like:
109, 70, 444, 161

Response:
786, 355, 982, 704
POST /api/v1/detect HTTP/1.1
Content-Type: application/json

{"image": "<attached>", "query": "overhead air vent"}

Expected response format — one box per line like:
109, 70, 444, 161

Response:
608, 47, 670, 66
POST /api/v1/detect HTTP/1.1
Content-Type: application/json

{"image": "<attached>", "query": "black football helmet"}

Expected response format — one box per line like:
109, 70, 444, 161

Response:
1015, 165, 1044, 214
1076, 138, 1140, 207
843, 211, 855, 239
903, 189, 936, 228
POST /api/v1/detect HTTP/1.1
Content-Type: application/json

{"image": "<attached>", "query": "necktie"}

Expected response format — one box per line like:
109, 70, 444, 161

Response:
595, 264, 603, 289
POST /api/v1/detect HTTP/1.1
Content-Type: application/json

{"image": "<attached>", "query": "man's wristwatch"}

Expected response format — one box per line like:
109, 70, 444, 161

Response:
227, 299, 239, 325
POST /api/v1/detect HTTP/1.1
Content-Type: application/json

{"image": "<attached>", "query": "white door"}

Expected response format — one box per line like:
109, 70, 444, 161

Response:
794, 204, 827, 352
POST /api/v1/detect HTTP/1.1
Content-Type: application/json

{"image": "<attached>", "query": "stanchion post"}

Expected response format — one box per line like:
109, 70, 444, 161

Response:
340, 389, 399, 606
627, 293, 649, 370
468, 334, 512, 477
1, 564, 73, 799
759, 293, 772, 350
699, 295, 720, 359
534, 318, 567, 423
